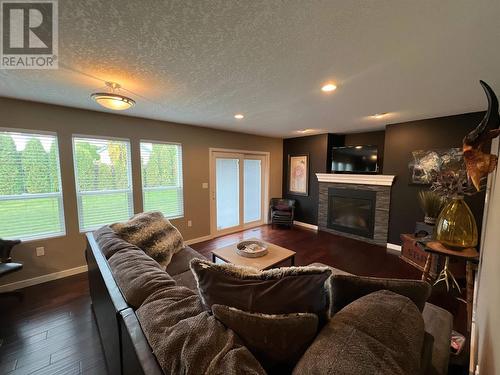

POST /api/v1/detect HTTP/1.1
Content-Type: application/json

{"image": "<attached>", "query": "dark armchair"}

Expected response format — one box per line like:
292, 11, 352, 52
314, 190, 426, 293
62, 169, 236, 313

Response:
0, 239, 23, 300
269, 198, 296, 228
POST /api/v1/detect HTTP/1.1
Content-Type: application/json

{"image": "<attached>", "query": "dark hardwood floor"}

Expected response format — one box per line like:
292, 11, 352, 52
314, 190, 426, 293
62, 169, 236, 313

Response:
0, 273, 107, 375
0, 224, 466, 374
192, 225, 423, 279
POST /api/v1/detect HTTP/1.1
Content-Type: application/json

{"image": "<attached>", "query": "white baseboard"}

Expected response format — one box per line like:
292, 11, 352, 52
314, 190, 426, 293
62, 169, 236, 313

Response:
293, 221, 319, 231
386, 243, 402, 252
0, 265, 88, 292
185, 234, 213, 246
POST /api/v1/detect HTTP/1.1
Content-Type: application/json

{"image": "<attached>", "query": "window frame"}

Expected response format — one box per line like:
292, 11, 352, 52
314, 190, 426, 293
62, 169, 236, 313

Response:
0, 127, 66, 242
139, 139, 184, 219
72, 134, 134, 232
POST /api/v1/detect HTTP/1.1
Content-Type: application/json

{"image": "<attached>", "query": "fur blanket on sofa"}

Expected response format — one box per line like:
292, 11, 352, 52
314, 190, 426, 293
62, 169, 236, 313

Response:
111, 211, 184, 269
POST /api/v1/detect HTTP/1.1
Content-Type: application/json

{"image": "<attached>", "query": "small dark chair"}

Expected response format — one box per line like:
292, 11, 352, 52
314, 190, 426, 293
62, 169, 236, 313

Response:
0, 239, 23, 300
269, 198, 296, 228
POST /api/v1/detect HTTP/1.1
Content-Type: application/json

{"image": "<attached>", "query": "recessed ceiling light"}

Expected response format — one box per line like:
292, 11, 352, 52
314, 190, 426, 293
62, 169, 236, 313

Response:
91, 82, 135, 111
321, 83, 337, 92
355, 145, 363, 149
234, 114, 244, 119
372, 112, 389, 119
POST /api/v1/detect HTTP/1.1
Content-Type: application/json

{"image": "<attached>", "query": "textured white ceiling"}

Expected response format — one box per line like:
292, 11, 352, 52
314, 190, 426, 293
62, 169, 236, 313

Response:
1, 0, 499, 137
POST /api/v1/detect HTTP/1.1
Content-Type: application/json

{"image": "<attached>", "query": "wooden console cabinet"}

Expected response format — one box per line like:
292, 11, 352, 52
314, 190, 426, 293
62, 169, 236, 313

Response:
400, 234, 439, 278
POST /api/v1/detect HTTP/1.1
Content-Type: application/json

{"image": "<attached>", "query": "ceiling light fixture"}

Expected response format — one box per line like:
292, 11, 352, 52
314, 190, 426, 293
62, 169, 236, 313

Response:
372, 112, 389, 119
234, 114, 244, 119
355, 145, 363, 149
321, 83, 337, 92
91, 82, 135, 111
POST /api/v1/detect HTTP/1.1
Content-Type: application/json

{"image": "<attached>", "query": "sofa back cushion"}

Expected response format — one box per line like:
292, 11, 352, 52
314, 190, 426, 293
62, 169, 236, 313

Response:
108, 248, 175, 309
94, 225, 135, 259
190, 259, 332, 323
111, 211, 184, 269
166, 246, 206, 276
293, 290, 425, 375
136, 284, 266, 374
331, 274, 431, 314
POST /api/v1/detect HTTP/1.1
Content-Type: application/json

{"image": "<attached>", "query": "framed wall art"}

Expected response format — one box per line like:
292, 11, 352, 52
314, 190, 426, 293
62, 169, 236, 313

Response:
288, 154, 309, 196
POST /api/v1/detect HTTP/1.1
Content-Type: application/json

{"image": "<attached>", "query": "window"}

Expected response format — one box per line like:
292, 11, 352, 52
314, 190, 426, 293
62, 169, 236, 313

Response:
140, 141, 184, 218
73, 136, 133, 231
0, 130, 65, 240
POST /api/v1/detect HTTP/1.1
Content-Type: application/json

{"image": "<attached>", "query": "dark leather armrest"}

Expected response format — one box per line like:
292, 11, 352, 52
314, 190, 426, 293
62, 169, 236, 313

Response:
119, 308, 163, 375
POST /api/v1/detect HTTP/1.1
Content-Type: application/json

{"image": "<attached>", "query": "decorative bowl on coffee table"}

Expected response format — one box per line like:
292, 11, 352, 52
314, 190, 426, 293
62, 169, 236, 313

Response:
236, 240, 268, 258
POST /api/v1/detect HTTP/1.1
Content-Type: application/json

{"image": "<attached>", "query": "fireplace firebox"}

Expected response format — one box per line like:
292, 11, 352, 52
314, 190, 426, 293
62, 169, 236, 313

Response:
327, 188, 376, 239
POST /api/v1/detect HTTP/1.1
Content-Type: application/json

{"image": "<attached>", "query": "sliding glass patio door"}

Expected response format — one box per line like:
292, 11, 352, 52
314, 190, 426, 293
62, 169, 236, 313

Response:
211, 151, 266, 236
215, 154, 241, 231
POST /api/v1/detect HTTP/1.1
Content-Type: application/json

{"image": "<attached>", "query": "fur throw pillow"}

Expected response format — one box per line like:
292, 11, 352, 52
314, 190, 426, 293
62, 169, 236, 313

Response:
190, 258, 332, 325
111, 211, 184, 269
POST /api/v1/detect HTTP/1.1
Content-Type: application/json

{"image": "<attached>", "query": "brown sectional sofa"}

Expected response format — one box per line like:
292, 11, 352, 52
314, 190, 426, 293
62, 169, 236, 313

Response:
86, 227, 453, 375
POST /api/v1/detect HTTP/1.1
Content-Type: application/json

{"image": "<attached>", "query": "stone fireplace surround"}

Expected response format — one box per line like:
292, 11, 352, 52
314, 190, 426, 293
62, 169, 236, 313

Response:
316, 174, 395, 246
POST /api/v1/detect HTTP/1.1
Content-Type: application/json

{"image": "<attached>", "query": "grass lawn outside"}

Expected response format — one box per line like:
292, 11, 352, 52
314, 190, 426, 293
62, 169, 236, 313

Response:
143, 188, 183, 218
0, 196, 64, 239
0, 189, 183, 239
80, 192, 132, 230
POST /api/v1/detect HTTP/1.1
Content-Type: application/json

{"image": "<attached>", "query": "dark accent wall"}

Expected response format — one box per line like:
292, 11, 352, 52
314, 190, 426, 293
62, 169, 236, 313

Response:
283, 131, 385, 225
282, 134, 330, 225
384, 112, 486, 245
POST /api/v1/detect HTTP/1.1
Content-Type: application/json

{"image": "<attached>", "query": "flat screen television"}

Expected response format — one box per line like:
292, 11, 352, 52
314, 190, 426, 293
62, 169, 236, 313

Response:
331, 145, 379, 173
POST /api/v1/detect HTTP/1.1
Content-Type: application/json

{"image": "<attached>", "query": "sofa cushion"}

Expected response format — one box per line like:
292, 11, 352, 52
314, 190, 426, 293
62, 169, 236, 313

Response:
111, 211, 184, 269
136, 284, 265, 375
94, 225, 135, 259
172, 269, 198, 291
213, 304, 318, 373
331, 274, 431, 313
422, 303, 453, 375
293, 290, 425, 375
190, 259, 332, 323
273, 204, 292, 212
308, 262, 352, 276
166, 246, 206, 276
108, 248, 175, 309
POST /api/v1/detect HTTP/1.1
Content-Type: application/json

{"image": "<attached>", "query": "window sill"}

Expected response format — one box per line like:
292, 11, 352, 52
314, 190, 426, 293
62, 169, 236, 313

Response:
12, 232, 67, 244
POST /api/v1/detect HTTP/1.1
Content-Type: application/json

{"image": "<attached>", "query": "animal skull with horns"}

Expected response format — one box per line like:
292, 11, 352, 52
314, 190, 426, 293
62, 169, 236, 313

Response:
463, 81, 500, 191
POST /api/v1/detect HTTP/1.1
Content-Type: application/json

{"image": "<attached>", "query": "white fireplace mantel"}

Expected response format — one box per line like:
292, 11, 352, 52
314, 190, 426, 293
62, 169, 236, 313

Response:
316, 173, 396, 186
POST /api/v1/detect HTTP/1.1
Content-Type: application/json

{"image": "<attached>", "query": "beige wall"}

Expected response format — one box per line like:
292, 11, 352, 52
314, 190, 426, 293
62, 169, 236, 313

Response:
475, 138, 500, 374
0, 98, 283, 286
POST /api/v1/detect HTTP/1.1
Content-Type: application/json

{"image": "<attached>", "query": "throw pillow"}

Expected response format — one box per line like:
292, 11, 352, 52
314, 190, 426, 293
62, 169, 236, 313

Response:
190, 259, 332, 323
212, 304, 318, 373
293, 290, 425, 375
330, 274, 431, 314
111, 211, 184, 269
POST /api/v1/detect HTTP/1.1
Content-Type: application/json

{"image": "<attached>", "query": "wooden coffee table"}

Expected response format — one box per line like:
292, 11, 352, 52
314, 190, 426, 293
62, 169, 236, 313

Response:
211, 238, 296, 270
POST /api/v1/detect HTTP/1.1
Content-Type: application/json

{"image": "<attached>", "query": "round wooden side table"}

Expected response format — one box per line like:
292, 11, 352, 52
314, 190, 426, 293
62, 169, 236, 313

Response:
418, 240, 479, 332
